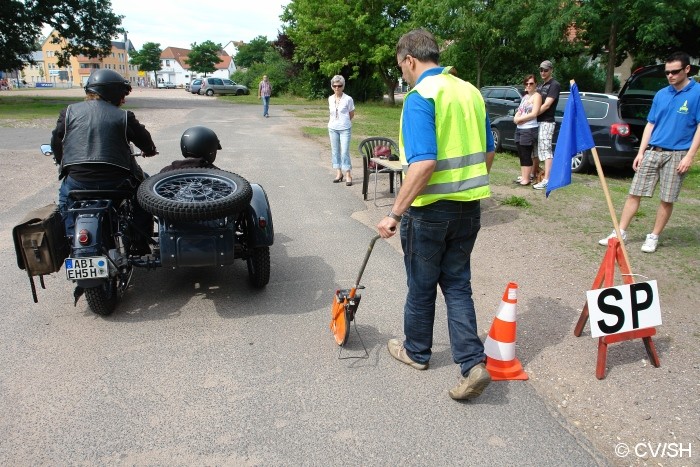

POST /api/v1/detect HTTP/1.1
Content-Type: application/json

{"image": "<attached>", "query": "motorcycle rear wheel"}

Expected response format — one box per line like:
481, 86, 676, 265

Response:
85, 279, 119, 316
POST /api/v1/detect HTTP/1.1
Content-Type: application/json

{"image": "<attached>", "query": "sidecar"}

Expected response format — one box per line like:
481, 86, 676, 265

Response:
136, 168, 273, 287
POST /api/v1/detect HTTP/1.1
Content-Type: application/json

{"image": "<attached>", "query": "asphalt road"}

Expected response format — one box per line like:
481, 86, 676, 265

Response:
0, 91, 606, 465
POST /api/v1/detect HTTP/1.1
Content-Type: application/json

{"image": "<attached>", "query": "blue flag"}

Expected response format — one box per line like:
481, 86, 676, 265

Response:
546, 82, 595, 197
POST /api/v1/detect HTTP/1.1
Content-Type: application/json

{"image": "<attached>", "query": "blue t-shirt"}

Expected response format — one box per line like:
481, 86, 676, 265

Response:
648, 79, 700, 150
401, 67, 494, 164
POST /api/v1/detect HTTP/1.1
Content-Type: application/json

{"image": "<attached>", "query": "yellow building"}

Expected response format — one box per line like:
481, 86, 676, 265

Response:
24, 30, 140, 88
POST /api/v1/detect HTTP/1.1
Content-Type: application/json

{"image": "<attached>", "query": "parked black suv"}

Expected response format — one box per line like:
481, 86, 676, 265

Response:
481, 85, 526, 120
490, 64, 700, 173
491, 92, 638, 172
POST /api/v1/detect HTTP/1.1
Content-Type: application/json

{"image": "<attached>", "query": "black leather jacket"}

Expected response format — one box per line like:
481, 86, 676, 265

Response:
51, 99, 157, 180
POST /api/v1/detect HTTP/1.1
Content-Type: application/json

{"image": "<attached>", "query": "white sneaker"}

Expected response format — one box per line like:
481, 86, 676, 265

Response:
532, 179, 548, 190
598, 229, 627, 246
641, 234, 658, 253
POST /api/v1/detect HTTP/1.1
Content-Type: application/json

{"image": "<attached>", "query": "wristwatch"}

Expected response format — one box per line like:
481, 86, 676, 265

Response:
387, 211, 402, 222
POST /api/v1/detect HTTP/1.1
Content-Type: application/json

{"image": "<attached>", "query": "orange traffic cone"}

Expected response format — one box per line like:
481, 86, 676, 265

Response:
484, 282, 528, 381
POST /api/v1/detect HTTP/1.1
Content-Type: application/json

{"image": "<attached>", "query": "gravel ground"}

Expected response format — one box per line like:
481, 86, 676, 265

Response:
4, 87, 698, 465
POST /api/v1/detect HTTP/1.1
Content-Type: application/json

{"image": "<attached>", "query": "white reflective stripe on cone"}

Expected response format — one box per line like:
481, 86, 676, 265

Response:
495, 301, 517, 322
484, 336, 515, 361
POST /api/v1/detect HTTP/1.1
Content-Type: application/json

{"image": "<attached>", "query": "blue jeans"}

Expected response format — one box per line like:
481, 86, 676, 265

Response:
262, 96, 270, 116
399, 200, 485, 376
328, 128, 352, 172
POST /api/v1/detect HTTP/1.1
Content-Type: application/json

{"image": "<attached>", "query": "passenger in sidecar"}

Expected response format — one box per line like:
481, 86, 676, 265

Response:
160, 126, 220, 173
136, 126, 274, 287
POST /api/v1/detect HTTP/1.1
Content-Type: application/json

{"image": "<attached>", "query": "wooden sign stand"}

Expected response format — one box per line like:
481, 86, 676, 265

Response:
574, 238, 660, 379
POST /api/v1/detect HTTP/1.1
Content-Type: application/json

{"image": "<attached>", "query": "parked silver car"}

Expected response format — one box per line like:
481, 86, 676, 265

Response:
199, 78, 249, 96
187, 79, 203, 94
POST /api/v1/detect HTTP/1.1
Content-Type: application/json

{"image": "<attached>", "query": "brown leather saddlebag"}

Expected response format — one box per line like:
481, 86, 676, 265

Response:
13, 204, 69, 303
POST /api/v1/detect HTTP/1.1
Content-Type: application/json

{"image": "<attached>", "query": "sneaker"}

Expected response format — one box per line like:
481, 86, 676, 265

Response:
387, 338, 428, 370
532, 179, 548, 190
449, 363, 491, 400
641, 234, 658, 253
598, 229, 627, 246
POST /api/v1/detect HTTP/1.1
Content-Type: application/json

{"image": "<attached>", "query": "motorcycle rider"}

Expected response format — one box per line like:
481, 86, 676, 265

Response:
159, 126, 221, 173
51, 69, 157, 254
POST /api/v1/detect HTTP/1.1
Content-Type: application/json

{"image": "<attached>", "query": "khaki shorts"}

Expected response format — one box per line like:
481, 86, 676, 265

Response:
629, 149, 687, 203
536, 122, 555, 161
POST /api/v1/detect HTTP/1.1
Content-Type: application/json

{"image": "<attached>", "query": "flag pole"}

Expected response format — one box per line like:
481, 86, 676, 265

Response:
589, 147, 635, 276
566, 79, 634, 275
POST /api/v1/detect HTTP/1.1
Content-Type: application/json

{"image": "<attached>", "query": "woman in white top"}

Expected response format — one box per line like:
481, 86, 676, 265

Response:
327, 75, 355, 186
512, 74, 542, 186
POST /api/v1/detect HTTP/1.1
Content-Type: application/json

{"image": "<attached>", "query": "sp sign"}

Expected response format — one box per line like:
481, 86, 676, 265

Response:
586, 281, 662, 338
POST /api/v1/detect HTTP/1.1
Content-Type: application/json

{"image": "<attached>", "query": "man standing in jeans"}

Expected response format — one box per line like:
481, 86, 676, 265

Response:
532, 60, 561, 190
599, 51, 700, 252
258, 75, 272, 118
377, 29, 495, 401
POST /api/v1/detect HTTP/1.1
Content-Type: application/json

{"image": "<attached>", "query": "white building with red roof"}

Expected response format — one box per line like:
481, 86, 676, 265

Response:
155, 46, 237, 87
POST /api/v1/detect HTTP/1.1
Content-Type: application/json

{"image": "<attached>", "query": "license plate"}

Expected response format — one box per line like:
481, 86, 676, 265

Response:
64, 257, 109, 280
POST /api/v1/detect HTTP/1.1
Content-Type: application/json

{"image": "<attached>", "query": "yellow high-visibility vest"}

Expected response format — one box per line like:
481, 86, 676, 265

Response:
400, 68, 490, 206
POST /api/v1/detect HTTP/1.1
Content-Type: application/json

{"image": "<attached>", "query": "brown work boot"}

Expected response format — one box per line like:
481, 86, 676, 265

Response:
387, 338, 428, 370
449, 363, 491, 400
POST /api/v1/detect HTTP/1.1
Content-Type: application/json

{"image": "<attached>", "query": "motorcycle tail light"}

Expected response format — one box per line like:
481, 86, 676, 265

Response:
258, 217, 267, 229
78, 229, 90, 245
611, 123, 630, 136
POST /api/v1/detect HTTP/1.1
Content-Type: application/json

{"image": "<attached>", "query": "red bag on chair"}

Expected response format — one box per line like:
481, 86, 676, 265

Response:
369, 145, 391, 170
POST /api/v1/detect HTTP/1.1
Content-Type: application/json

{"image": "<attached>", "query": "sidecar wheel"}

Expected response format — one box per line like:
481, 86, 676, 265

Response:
247, 246, 270, 288
138, 168, 253, 222
85, 280, 118, 316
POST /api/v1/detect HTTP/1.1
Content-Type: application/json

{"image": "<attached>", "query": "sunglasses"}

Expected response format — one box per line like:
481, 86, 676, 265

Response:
539, 68, 551, 72
524, 82, 536, 85
332, 84, 343, 88
664, 68, 684, 76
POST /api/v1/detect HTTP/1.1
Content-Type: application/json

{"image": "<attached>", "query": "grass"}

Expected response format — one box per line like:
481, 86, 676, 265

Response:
0, 95, 79, 120
274, 97, 699, 284
501, 195, 531, 207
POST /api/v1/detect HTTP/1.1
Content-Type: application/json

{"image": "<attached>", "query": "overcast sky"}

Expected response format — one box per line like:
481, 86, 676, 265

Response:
108, 0, 291, 50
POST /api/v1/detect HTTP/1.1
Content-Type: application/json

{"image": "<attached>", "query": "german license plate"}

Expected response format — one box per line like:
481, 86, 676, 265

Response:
64, 257, 109, 280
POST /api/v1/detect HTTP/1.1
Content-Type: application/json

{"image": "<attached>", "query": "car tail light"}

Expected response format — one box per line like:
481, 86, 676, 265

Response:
258, 217, 267, 229
611, 123, 630, 136
78, 229, 90, 245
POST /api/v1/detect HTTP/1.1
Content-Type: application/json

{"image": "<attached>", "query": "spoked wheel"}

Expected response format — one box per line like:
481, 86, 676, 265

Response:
247, 246, 270, 288
571, 150, 592, 174
138, 168, 252, 222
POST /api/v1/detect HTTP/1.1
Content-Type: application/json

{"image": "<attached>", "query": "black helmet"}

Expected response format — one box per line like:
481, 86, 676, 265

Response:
180, 126, 222, 163
84, 69, 132, 106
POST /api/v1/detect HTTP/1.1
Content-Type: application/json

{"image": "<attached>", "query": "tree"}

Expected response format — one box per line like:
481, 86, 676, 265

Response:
408, 0, 508, 89
281, 0, 410, 103
1, 0, 124, 70
186, 41, 223, 77
577, 0, 700, 92
235, 36, 273, 68
129, 42, 162, 83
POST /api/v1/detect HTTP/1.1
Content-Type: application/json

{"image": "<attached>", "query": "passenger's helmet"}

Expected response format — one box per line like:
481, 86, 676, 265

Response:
180, 126, 222, 163
85, 69, 132, 106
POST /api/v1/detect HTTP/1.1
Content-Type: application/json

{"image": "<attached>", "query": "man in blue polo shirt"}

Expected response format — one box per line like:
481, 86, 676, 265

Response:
599, 51, 700, 253
377, 29, 495, 401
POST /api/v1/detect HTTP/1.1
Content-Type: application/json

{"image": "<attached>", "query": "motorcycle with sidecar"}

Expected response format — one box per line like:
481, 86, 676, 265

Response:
31, 134, 273, 316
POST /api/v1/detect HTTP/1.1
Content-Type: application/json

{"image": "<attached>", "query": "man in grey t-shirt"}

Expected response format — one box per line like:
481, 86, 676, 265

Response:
533, 60, 561, 190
